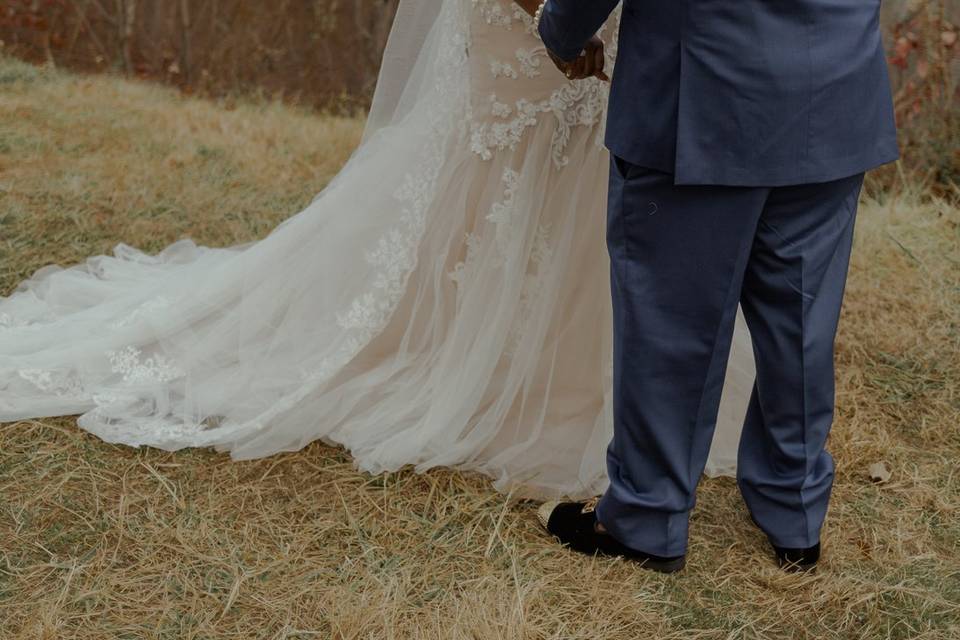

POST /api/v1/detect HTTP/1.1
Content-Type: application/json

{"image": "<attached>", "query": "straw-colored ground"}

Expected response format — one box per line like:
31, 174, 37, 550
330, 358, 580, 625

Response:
1, 57, 958, 639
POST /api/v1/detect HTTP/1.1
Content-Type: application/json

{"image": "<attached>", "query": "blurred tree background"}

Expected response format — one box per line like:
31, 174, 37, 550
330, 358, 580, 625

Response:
0, 0, 401, 111
1, 0, 957, 197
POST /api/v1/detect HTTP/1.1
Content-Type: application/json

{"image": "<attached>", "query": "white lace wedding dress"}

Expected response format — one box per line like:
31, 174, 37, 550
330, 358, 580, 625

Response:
0, 0, 755, 500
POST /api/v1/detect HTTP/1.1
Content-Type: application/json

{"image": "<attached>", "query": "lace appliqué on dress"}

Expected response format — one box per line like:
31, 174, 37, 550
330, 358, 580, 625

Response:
105, 345, 185, 384
472, 0, 535, 33
467, 0, 612, 168
18, 368, 85, 397
469, 80, 607, 168
446, 168, 555, 358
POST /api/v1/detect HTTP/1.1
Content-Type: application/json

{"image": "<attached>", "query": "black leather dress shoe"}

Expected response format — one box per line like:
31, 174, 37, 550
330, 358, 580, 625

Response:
772, 541, 820, 573
537, 500, 686, 574
748, 514, 821, 573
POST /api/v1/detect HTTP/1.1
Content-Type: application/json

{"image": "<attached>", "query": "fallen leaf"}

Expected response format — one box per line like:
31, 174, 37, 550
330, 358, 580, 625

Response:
868, 462, 892, 483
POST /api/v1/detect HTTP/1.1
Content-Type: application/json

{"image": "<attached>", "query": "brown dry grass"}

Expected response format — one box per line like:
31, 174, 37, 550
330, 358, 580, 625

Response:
1, 57, 958, 639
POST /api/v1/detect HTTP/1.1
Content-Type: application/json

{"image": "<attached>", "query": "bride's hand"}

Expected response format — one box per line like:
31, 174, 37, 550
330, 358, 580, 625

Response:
548, 36, 609, 82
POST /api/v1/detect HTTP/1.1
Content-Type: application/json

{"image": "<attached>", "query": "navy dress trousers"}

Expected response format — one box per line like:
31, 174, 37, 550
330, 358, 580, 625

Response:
539, 0, 899, 556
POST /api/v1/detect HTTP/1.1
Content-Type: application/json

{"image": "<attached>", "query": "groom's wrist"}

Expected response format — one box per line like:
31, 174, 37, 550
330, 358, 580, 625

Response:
536, 3, 587, 63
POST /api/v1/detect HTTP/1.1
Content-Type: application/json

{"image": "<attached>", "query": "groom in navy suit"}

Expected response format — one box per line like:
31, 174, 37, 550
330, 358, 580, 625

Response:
534, 0, 899, 572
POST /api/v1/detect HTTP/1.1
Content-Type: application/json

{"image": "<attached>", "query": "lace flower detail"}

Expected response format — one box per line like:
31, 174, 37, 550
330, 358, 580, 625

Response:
490, 95, 513, 118
473, 0, 514, 28
18, 368, 85, 396
505, 222, 554, 358
106, 345, 185, 384
486, 168, 522, 261
515, 48, 544, 78
448, 232, 483, 286
490, 59, 518, 79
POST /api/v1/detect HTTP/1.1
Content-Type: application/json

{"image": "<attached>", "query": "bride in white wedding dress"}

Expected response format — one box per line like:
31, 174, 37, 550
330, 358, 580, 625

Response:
0, 0, 755, 500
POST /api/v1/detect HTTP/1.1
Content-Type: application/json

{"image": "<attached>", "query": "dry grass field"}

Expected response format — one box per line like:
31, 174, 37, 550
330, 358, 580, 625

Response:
1, 57, 958, 639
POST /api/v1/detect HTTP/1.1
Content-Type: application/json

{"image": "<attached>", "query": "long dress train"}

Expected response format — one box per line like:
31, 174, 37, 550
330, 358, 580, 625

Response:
0, 0, 755, 500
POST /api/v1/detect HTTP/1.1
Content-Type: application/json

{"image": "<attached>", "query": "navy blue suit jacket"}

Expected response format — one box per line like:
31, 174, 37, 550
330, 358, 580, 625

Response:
538, 0, 900, 186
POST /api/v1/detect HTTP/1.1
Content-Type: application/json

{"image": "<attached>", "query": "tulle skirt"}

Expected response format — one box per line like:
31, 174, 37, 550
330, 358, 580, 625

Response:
0, 0, 754, 500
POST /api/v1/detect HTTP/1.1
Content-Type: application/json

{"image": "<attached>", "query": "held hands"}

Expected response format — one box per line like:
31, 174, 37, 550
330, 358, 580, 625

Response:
523, 0, 607, 82
546, 36, 609, 82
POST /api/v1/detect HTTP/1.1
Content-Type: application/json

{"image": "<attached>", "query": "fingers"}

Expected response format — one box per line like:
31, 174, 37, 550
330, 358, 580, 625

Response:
548, 49, 577, 80
568, 52, 593, 80
582, 49, 597, 78
593, 46, 609, 82
565, 55, 587, 80
551, 40, 608, 82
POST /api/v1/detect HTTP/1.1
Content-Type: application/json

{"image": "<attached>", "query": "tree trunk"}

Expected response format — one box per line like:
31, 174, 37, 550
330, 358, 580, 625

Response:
179, 0, 191, 85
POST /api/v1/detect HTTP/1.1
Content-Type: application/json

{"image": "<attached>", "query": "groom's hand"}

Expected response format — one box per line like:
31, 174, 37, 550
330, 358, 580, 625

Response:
547, 35, 609, 82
